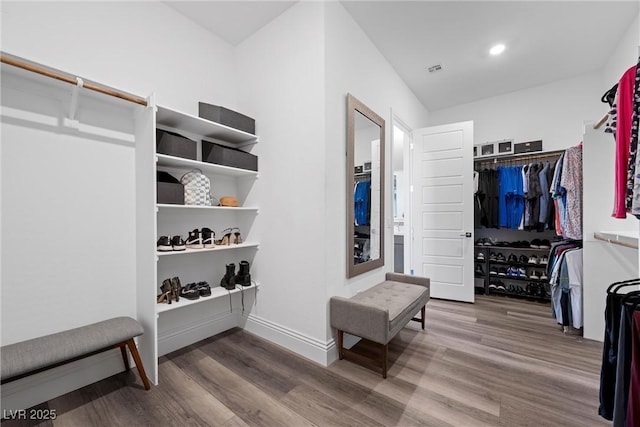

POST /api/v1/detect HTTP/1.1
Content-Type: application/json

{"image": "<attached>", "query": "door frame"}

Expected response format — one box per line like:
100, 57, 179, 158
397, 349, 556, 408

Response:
391, 110, 413, 274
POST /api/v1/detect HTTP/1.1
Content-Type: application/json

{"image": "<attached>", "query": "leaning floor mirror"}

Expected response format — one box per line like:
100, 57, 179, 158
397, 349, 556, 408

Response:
346, 93, 385, 278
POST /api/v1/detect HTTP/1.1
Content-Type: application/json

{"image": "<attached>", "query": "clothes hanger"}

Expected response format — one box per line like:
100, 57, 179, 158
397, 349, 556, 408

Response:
607, 278, 640, 294
601, 83, 618, 107
621, 290, 640, 309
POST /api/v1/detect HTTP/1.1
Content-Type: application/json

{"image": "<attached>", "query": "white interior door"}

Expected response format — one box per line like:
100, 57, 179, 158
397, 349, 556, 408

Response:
411, 121, 474, 302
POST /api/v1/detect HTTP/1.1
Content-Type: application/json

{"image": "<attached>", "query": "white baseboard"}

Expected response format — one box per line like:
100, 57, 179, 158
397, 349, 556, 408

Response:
1, 350, 125, 412
157, 311, 239, 357
241, 313, 338, 366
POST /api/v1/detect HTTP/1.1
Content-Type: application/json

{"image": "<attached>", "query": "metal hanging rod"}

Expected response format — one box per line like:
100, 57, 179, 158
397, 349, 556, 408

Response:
1, 52, 148, 107
474, 149, 565, 165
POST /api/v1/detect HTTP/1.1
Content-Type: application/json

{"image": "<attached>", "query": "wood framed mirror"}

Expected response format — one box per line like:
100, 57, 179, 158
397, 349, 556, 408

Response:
347, 93, 385, 278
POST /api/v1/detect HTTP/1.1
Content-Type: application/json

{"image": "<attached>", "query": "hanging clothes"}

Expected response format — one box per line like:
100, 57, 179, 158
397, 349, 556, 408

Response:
560, 144, 583, 240
612, 65, 637, 218
354, 179, 370, 226
599, 284, 640, 424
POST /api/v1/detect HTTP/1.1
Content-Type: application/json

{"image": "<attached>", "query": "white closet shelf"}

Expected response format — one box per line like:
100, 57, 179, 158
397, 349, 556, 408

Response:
156, 106, 258, 144
156, 282, 259, 314
157, 242, 259, 256
594, 231, 638, 249
156, 154, 258, 178
157, 204, 258, 212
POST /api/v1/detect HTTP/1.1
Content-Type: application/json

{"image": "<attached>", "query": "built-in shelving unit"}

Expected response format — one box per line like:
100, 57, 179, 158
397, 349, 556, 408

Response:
136, 103, 260, 385
156, 283, 259, 314
156, 242, 259, 256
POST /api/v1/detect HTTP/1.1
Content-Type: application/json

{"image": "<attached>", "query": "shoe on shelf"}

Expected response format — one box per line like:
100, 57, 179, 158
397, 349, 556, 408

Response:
475, 264, 485, 276
530, 239, 541, 248
540, 272, 548, 281
539, 255, 549, 265
528, 255, 539, 264
180, 283, 200, 300
216, 228, 233, 246
507, 254, 518, 263
171, 235, 186, 251
518, 267, 528, 278
498, 267, 507, 277
235, 260, 252, 287
489, 252, 497, 261
477, 252, 485, 261
496, 283, 506, 292
539, 239, 551, 249
157, 279, 173, 304
196, 281, 212, 297
529, 271, 540, 280
519, 255, 528, 264
489, 267, 498, 276
157, 236, 172, 252
201, 227, 215, 248
170, 277, 181, 302
496, 253, 506, 262
220, 263, 237, 290
186, 229, 204, 249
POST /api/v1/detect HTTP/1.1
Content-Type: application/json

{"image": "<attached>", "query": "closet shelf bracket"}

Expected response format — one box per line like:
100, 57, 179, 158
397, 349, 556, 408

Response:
63, 77, 84, 130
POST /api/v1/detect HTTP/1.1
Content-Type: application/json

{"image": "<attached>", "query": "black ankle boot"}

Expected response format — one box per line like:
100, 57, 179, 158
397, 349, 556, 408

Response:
235, 260, 251, 287
221, 263, 236, 290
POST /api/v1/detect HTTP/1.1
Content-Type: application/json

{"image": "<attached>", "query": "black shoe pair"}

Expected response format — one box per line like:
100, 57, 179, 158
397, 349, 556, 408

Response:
180, 281, 212, 300
157, 236, 186, 252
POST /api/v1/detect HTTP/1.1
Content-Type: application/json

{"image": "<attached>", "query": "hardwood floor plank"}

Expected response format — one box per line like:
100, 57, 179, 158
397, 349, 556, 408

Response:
6, 296, 609, 427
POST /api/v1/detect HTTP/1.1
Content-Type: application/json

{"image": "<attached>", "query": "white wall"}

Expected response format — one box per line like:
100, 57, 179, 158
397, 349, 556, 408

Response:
1, 1, 237, 115
235, 2, 330, 362
428, 71, 603, 152
602, 14, 639, 94
1, 0, 240, 409
323, 2, 429, 342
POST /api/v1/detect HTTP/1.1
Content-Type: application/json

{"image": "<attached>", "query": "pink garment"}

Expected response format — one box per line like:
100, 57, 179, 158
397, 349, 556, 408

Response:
612, 65, 637, 218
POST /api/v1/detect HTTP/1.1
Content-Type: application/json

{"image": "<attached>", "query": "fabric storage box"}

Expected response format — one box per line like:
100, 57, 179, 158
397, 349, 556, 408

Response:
198, 102, 255, 135
157, 171, 184, 205
202, 141, 258, 172
156, 129, 197, 160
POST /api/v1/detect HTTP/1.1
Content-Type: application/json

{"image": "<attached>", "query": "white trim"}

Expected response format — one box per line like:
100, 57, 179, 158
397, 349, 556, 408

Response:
157, 311, 238, 357
241, 314, 336, 366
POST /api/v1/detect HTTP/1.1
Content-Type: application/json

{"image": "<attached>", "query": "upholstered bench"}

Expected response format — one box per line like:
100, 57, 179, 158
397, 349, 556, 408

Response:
330, 272, 430, 378
1, 316, 151, 390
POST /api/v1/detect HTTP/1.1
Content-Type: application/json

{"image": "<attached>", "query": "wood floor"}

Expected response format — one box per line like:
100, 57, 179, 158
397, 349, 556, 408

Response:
2, 296, 608, 427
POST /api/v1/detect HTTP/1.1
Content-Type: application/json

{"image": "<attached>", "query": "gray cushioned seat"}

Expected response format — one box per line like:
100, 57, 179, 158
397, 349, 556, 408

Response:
1, 316, 144, 380
351, 280, 429, 342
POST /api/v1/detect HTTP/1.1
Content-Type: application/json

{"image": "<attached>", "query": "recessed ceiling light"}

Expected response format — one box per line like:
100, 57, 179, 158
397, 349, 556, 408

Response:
489, 44, 506, 56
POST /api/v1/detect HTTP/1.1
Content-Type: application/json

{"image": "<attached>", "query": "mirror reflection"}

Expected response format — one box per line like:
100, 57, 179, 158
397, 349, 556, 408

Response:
347, 94, 385, 278
353, 111, 381, 264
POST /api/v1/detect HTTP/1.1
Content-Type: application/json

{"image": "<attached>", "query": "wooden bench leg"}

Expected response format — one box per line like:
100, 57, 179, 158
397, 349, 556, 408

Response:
381, 343, 388, 379
126, 339, 151, 390
119, 343, 130, 371
337, 330, 344, 360
421, 305, 426, 330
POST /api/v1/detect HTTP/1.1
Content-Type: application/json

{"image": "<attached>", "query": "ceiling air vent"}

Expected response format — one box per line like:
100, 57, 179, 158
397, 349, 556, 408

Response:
427, 64, 443, 73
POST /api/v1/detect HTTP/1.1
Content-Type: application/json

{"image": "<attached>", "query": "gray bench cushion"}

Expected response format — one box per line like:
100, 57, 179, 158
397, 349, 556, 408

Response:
351, 280, 428, 335
1, 316, 143, 380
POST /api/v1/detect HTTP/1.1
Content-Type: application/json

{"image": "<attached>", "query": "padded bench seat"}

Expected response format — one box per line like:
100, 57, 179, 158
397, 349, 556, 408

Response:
330, 272, 430, 378
1, 316, 151, 390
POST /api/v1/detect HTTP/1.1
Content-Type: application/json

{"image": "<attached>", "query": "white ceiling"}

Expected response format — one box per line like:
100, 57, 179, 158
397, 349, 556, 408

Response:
165, 1, 639, 111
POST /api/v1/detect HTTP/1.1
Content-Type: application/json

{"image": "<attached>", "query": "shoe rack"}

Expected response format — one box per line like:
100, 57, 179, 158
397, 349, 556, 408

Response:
475, 243, 551, 302
136, 104, 260, 384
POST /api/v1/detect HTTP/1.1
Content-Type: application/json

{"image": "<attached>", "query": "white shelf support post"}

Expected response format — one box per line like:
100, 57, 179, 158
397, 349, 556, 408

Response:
63, 77, 83, 130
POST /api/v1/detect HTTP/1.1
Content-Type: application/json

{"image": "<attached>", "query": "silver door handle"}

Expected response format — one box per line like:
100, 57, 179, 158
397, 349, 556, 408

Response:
459, 232, 472, 238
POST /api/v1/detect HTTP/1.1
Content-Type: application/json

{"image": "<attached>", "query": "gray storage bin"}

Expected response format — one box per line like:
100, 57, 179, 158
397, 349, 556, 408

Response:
198, 102, 255, 135
157, 171, 184, 204
156, 129, 197, 160
202, 141, 258, 172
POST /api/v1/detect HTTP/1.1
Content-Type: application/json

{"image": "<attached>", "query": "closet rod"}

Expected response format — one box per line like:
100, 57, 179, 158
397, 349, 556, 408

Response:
594, 232, 639, 250
474, 149, 564, 165
0, 52, 148, 107
594, 113, 608, 129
